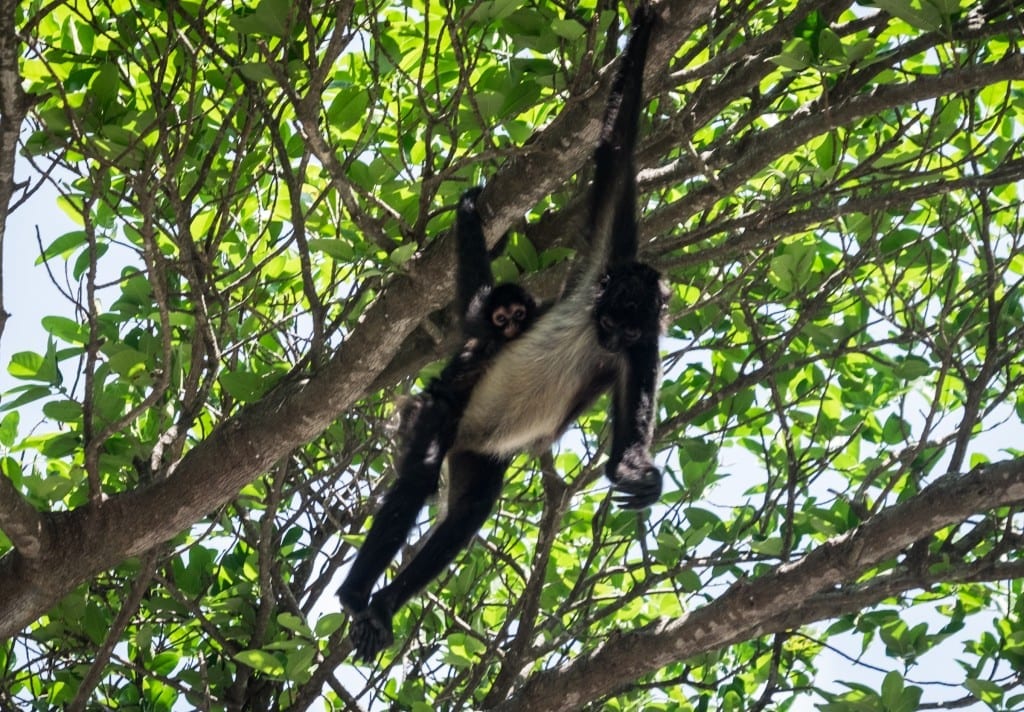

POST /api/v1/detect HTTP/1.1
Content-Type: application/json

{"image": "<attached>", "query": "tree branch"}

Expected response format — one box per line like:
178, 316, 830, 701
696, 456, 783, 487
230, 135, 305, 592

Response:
0, 472, 48, 558
492, 458, 1024, 711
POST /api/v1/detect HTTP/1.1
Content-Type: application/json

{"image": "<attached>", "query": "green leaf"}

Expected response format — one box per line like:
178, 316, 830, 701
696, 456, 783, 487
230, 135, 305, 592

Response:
38, 231, 86, 263
445, 632, 486, 668
35, 432, 81, 458
873, 0, 943, 31
1, 457, 23, 488
750, 537, 783, 556
230, 0, 292, 37
42, 399, 83, 424
770, 38, 813, 70
0, 412, 18, 447
328, 88, 371, 132
106, 346, 149, 379
964, 678, 1003, 704
550, 18, 585, 41
8, 347, 59, 385
235, 650, 285, 677
0, 384, 53, 411
681, 438, 717, 463
881, 671, 904, 709
881, 414, 909, 445
314, 613, 344, 637
220, 371, 268, 402
277, 612, 312, 637
818, 28, 844, 62
284, 645, 316, 683
816, 133, 838, 169
894, 356, 930, 380
506, 234, 539, 272
498, 79, 543, 119
769, 254, 795, 292
684, 507, 722, 530
41, 316, 88, 344
150, 651, 181, 676
308, 238, 354, 261
88, 63, 119, 107
72, 241, 108, 280
237, 62, 276, 82
389, 242, 418, 266
474, 0, 520, 22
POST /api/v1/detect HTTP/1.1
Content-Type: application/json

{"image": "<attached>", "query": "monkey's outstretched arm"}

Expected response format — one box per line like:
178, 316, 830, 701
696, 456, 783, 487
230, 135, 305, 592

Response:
455, 187, 493, 322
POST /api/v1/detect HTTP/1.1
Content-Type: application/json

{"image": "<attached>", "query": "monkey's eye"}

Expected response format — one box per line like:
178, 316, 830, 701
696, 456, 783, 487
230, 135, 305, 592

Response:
623, 327, 641, 343
512, 306, 526, 321
492, 313, 508, 327
599, 315, 617, 333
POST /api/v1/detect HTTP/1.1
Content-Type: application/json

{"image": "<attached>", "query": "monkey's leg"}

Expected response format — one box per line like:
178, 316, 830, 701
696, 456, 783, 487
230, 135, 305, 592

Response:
337, 398, 455, 613
348, 451, 507, 661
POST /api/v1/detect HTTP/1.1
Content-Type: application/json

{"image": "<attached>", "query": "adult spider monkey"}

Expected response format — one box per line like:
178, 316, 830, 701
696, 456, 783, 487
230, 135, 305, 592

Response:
342, 3, 665, 661
337, 188, 539, 639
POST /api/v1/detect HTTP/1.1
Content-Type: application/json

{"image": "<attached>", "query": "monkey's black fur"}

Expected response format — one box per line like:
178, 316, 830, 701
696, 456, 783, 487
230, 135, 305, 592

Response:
341, 4, 665, 661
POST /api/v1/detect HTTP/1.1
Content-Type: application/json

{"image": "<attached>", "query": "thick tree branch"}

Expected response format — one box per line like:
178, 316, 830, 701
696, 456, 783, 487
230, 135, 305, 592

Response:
0, 473, 48, 558
492, 458, 1024, 711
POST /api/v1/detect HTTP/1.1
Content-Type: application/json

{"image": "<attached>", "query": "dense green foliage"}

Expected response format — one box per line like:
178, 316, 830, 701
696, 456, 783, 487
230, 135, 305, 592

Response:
1, 0, 1023, 709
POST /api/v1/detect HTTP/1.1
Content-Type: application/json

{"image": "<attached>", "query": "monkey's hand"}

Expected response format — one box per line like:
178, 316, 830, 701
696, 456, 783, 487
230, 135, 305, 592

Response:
348, 596, 395, 663
632, 1, 658, 29
458, 186, 484, 220
608, 448, 662, 509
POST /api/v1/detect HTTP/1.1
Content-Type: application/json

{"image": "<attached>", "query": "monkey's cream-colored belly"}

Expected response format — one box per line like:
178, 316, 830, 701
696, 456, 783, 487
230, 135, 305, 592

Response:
455, 310, 608, 456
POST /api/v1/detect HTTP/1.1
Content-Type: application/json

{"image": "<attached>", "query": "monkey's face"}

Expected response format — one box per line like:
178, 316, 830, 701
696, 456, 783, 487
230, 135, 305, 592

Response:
491, 303, 531, 339
486, 284, 538, 341
595, 263, 667, 352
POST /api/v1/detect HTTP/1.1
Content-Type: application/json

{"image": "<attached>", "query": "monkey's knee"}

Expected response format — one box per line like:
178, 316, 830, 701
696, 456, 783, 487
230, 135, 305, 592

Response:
451, 469, 503, 524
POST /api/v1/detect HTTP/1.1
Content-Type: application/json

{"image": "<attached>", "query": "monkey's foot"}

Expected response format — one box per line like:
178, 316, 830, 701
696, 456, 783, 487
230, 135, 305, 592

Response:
348, 604, 395, 663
